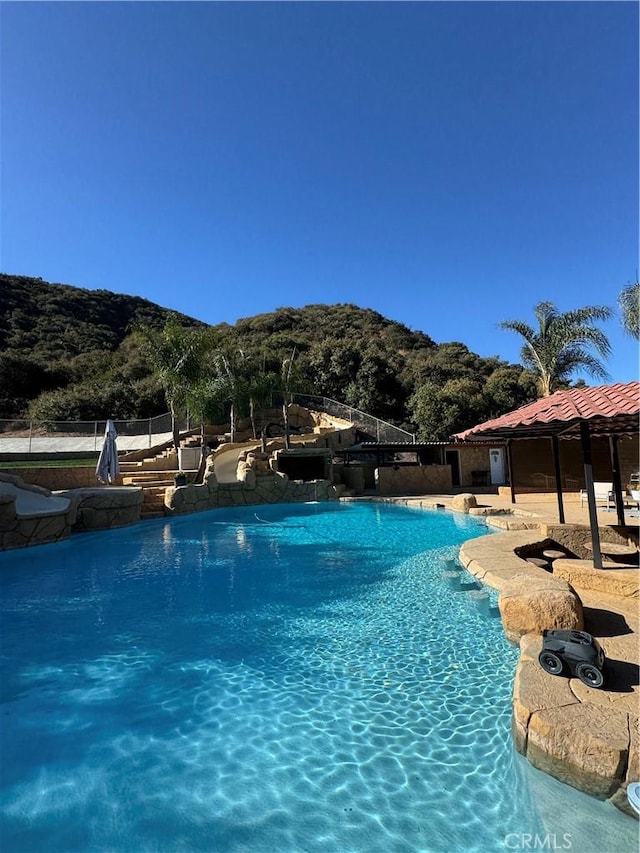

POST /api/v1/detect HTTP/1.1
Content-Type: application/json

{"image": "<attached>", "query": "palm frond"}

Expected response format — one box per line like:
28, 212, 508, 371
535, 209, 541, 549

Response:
498, 320, 536, 341
619, 282, 640, 339
500, 300, 612, 397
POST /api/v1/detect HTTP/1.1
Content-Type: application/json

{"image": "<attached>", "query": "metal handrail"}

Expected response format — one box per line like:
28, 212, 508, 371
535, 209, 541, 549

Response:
293, 394, 416, 443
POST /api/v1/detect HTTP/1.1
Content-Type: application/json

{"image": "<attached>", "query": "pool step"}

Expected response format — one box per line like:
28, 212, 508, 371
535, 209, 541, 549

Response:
443, 570, 462, 590
126, 480, 176, 491
441, 560, 483, 594
466, 588, 490, 614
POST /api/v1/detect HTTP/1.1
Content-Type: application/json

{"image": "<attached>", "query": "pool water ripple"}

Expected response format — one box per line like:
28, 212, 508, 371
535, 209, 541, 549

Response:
1, 501, 636, 852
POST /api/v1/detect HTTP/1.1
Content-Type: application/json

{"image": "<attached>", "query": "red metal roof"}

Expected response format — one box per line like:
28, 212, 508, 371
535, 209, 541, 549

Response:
454, 381, 640, 441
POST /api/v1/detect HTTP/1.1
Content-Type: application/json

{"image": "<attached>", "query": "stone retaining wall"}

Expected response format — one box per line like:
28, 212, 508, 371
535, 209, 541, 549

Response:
0, 472, 143, 549
376, 464, 452, 496
165, 452, 337, 515
0, 466, 100, 491
57, 487, 144, 532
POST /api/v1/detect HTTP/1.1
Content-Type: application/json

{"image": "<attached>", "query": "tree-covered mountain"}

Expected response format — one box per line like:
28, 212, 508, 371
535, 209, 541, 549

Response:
0, 274, 204, 360
0, 273, 537, 438
0, 274, 204, 421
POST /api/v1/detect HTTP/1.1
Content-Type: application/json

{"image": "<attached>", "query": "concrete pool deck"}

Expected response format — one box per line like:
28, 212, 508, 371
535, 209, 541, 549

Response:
385, 489, 640, 528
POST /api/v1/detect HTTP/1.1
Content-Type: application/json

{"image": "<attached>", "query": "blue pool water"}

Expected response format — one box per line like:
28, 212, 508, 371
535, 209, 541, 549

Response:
0, 502, 636, 852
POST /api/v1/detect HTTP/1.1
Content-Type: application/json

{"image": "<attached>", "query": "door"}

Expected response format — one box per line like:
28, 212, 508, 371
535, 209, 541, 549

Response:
489, 447, 505, 485
445, 450, 461, 487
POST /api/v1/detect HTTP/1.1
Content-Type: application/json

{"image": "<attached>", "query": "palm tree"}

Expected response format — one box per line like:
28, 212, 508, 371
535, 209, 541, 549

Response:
280, 347, 311, 449
205, 346, 253, 443
247, 365, 279, 443
619, 281, 639, 340
135, 316, 209, 452
499, 301, 613, 397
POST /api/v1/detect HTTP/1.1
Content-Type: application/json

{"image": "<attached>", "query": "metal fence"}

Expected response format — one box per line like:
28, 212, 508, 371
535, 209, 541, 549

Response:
293, 394, 415, 443
0, 396, 414, 453
0, 413, 184, 453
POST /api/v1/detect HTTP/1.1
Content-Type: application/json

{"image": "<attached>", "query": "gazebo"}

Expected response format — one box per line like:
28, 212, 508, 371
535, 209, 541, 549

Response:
454, 381, 639, 569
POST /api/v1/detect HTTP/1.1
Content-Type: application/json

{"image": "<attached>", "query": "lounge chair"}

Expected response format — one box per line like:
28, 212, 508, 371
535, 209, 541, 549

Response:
579, 482, 614, 509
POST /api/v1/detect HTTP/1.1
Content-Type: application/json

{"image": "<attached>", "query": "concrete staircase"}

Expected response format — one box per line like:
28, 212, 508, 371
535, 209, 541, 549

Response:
120, 449, 181, 520
119, 433, 218, 519
120, 469, 177, 520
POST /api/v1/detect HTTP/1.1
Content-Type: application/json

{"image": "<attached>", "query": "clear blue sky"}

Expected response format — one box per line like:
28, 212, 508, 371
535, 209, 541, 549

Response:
1, 1, 638, 383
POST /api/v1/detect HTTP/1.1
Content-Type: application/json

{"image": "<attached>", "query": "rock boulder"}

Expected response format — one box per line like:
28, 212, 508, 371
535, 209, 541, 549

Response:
498, 575, 583, 643
451, 493, 477, 513
526, 703, 630, 799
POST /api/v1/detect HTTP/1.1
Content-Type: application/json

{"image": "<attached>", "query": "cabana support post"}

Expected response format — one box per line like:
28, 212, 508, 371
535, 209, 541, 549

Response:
506, 439, 516, 505
580, 421, 603, 569
609, 436, 626, 527
550, 435, 565, 525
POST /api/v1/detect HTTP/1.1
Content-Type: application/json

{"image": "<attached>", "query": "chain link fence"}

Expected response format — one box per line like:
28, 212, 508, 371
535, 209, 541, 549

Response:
0, 413, 185, 453
0, 397, 414, 452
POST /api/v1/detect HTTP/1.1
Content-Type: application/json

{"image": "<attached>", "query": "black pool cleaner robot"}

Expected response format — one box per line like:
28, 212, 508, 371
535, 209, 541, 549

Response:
538, 630, 606, 688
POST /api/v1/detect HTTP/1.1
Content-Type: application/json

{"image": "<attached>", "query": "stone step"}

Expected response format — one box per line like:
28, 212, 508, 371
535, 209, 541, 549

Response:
141, 510, 165, 520
127, 485, 173, 493
120, 453, 176, 471
121, 449, 173, 462
124, 482, 174, 490
123, 477, 175, 488
143, 491, 166, 503
122, 470, 177, 480
143, 498, 166, 509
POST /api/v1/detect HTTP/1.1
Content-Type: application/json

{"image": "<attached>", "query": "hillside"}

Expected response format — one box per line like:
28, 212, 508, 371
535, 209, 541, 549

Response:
0, 274, 203, 362
0, 273, 537, 438
0, 274, 204, 421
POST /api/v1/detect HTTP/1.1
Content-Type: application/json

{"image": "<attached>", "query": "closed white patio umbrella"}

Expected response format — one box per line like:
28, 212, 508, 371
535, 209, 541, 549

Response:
96, 419, 120, 484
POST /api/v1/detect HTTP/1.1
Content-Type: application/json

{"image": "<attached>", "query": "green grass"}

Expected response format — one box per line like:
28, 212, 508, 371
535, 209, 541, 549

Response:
0, 458, 98, 469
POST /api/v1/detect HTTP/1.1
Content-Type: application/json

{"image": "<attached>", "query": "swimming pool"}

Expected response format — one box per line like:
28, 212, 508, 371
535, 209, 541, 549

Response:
0, 502, 636, 852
